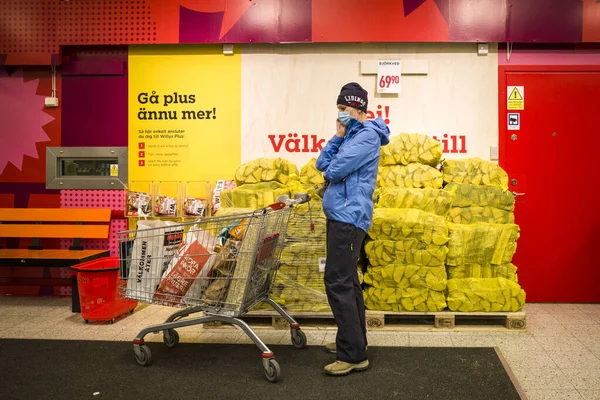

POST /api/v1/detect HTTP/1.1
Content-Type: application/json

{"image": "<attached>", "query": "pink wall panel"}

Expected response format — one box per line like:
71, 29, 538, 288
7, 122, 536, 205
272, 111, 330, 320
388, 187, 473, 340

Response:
499, 44, 600, 65
60, 190, 126, 257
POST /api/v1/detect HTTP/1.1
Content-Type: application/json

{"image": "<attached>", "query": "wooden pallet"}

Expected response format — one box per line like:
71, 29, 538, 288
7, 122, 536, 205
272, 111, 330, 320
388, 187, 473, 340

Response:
364, 310, 526, 331
203, 310, 527, 332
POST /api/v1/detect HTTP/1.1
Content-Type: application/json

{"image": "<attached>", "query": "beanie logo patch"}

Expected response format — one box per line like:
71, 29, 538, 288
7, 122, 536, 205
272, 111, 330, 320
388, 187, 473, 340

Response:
344, 95, 366, 109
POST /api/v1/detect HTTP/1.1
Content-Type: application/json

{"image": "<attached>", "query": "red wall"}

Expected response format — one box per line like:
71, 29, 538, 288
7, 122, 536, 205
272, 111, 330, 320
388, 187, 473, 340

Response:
0, 48, 129, 296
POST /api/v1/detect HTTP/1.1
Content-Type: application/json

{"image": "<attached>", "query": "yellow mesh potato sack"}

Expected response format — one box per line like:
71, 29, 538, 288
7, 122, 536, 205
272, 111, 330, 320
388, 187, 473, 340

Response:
215, 207, 254, 216
292, 199, 323, 216
364, 286, 447, 312
270, 272, 330, 312
442, 158, 509, 190
446, 223, 520, 266
375, 187, 455, 216
380, 133, 443, 167
287, 216, 327, 239
446, 277, 526, 312
369, 208, 449, 245
277, 264, 325, 291
300, 158, 325, 185
289, 183, 324, 215
446, 206, 515, 224
234, 158, 299, 186
221, 182, 290, 209
223, 219, 261, 308
443, 183, 514, 211
280, 242, 326, 266
365, 240, 448, 267
446, 263, 518, 282
364, 264, 447, 291
377, 164, 443, 189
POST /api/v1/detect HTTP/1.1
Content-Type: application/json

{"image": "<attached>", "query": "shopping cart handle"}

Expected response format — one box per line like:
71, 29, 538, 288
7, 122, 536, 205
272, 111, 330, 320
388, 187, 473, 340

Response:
293, 193, 310, 204
272, 193, 311, 208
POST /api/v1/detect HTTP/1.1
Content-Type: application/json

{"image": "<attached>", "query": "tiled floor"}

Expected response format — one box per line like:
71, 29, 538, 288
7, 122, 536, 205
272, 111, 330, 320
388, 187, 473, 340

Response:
0, 297, 598, 399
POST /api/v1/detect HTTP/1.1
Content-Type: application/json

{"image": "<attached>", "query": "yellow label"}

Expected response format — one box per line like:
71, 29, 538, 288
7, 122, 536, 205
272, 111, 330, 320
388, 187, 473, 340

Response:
507, 86, 524, 110
110, 164, 119, 177
128, 45, 241, 182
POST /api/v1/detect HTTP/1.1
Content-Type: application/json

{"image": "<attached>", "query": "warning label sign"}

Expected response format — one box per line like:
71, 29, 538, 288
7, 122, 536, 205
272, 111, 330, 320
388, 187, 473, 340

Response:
110, 164, 119, 177
507, 86, 524, 110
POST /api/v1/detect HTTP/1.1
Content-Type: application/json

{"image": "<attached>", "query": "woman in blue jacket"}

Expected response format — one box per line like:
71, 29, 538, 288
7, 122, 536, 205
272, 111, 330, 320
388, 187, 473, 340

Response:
316, 82, 390, 376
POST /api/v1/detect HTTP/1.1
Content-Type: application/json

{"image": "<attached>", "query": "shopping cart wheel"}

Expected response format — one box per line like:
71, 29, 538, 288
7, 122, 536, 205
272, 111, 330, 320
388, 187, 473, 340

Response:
135, 345, 152, 367
163, 329, 179, 348
264, 359, 281, 383
291, 329, 307, 349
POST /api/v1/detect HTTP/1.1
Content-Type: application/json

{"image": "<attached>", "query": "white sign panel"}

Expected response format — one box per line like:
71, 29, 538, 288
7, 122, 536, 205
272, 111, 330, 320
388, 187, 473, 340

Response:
508, 113, 520, 130
318, 257, 326, 273
377, 60, 402, 94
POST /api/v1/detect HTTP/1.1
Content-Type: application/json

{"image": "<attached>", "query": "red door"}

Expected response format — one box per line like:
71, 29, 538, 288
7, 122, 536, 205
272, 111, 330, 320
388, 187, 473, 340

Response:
500, 68, 600, 303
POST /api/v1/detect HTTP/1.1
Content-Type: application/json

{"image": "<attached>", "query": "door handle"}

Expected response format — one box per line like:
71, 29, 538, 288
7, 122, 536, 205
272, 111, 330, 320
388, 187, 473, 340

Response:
512, 192, 525, 197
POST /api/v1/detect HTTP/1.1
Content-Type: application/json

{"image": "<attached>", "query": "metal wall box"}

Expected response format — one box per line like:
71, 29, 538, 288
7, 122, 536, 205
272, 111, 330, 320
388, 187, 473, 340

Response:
46, 147, 128, 190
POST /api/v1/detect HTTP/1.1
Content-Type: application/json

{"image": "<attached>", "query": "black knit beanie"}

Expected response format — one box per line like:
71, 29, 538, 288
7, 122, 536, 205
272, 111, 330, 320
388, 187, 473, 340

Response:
337, 82, 368, 113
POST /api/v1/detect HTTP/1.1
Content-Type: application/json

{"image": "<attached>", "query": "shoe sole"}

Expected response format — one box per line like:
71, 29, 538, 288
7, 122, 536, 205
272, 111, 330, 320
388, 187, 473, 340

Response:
324, 363, 370, 376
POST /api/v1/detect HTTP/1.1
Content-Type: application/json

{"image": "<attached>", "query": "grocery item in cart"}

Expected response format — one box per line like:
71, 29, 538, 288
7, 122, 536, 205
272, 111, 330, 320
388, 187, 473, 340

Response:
126, 191, 151, 217
183, 196, 207, 216
201, 239, 241, 305
155, 195, 178, 216
216, 217, 249, 245
126, 220, 184, 302
154, 228, 218, 306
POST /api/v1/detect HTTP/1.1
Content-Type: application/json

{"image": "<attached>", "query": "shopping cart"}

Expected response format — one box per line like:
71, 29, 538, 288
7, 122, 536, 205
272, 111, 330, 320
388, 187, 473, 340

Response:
118, 194, 311, 382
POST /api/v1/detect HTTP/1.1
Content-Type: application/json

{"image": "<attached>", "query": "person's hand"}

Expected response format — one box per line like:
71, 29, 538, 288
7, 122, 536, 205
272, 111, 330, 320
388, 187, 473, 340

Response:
335, 119, 347, 138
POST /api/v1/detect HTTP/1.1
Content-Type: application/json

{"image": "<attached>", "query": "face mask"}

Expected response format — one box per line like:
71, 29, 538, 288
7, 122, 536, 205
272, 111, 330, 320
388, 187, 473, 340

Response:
338, 111, 352, 126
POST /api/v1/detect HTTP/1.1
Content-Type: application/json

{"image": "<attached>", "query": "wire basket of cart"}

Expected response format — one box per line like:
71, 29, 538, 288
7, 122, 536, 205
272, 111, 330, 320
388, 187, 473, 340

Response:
118, 194, 311, 382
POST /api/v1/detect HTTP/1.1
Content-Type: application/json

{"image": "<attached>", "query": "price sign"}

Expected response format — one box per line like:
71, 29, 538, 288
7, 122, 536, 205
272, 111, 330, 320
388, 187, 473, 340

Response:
377, 60, 402, 94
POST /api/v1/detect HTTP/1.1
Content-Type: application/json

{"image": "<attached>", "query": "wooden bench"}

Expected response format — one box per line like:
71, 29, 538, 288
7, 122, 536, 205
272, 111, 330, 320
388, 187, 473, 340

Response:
0, 208, 112, 312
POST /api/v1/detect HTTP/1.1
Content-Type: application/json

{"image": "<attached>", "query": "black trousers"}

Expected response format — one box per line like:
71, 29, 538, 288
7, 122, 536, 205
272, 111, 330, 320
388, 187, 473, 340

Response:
324, 219, 368, 364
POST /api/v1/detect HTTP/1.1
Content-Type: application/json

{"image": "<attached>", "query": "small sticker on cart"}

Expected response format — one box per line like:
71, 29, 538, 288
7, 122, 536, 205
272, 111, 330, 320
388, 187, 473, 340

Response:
318, 258, 326, 272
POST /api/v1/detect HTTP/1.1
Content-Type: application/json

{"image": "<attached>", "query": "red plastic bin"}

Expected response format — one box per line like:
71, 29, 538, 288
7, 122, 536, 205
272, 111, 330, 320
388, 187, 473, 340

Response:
71, 257, 137, 324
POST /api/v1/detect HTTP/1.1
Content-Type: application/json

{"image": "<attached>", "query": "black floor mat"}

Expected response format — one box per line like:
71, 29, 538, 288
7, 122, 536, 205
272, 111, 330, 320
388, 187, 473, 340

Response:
0, 339, 522, 400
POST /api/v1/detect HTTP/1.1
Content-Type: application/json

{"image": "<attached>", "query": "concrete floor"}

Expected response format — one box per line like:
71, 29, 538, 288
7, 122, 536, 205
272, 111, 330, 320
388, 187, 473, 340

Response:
1, 297, 599, 400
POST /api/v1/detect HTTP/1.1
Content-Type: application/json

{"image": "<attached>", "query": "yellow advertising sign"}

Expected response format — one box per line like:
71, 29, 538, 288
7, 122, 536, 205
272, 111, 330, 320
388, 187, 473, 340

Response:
128, 45, 241, 183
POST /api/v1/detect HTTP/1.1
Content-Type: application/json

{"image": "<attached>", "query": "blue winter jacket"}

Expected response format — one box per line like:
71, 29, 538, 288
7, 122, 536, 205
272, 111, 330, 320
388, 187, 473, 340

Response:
316, 117, 390, 233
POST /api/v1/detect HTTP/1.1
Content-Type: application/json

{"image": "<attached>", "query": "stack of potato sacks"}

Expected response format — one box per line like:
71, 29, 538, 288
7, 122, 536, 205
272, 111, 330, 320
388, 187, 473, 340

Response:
220, 158, 298, 209
363, 134, 450, 312
441, 158, 526, 312
269, 159, 331, 312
